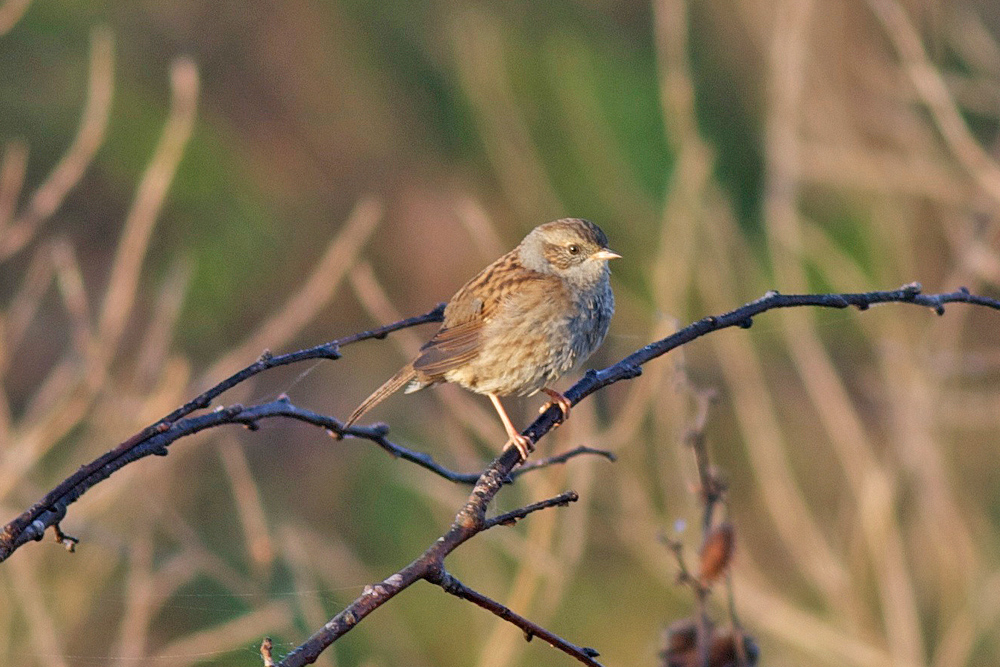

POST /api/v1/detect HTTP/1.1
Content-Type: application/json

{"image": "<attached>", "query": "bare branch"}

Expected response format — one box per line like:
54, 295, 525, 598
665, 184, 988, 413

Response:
512, 445, 616, 478
0, 304, 446, 561
272, 445, 605, 666
273, 283, 999, 666
4, 285, 996, 561
551, 284, 1000, 423
0, 390, 602, 554
2, 282, 998, 666
434, 571, 604, 666
483, 491, 580, 530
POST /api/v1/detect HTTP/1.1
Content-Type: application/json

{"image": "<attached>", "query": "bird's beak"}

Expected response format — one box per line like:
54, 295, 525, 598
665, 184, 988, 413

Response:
592, 249, 622, 261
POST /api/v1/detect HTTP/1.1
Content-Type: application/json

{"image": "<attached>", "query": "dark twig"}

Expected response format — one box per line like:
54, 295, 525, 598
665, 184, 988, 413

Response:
663, 517, 715, 667
483, 491, 579, 530
51, 523, 78, 552
551, 284, 999, 419
681, 390, 721, 667
0, 304, 446, 561
517, 285, 1000, 478
666, 376, 742, 666
275, 284, 999, 666
0, 388, 607, 560
684, 387, 723, 535
2, 284, 997, 666
275, 446, 603, 667
663, 536, 701, 593
512, 446, 616, 478
436, 571, 604, 665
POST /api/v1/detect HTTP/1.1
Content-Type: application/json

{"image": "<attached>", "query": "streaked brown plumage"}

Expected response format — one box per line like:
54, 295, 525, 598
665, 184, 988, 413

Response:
344, 218, 619, 459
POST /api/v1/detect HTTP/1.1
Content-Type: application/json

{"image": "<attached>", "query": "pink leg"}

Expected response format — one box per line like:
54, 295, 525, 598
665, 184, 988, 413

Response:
488, 393, 532, 460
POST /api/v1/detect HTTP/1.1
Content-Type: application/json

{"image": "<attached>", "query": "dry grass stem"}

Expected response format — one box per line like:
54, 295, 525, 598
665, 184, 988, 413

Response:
218, 435, 275, 571
867, 0, 1000, 205
0, 0, 32, 36
6, 555, 69, 667
135, 256, 193, 386
98, 56, 199, 354
0, 27, 113, 261
450, 9, 562, 220
203, 197, 383, 384
0, 140, 27, 232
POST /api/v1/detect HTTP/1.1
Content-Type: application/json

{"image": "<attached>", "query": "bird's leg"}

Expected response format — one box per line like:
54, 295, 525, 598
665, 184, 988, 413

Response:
540, 387, 572, 423
488, 393, 532, 460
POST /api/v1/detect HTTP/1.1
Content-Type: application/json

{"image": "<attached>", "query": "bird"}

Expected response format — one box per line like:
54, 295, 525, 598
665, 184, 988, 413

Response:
343, 218, 619, 460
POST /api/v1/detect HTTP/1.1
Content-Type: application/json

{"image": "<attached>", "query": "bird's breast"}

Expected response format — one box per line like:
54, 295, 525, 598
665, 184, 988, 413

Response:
445, 276, 613, 397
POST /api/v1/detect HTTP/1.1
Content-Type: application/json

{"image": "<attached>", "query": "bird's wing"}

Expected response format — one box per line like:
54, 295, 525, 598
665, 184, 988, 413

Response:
413, 248, 552, 378
412, 311, 485, 377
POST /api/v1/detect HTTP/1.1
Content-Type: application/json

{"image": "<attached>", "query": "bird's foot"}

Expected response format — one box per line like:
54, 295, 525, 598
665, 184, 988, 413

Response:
540, 387, 572, 423
503, 433, 533, 461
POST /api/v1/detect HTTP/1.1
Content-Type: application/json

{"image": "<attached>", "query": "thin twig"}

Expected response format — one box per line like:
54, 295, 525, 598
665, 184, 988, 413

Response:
273, 283, 999, 667
512, 446, 616, 477
2, 283, 998, 667
275, 445, 601, 667
483, 491, 580, 530
683, 387, 721, 534
435, 571, 604, 666
3, 285, 995, 561
663, 536, 712, 667
0, 392, 604, 559
0, 304, 446, 560
550, 284, 999, 421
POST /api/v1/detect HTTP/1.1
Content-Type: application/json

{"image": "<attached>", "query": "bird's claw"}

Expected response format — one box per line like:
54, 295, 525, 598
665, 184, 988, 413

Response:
540, 388, 572, 423
503, 434, 533, 461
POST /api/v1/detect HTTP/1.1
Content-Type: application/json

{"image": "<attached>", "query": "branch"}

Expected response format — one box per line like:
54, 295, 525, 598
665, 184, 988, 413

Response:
435, 571, 603, 665
525, 284, 1000, 443
0, 295, 610, 562
4, 283, 998, 665
274, 444, 603, 666
483, 491, 579, 530
274, 283, 999, 666
512, 446, 616, 477
345, 423, 610, 484
0, 304, 446, 561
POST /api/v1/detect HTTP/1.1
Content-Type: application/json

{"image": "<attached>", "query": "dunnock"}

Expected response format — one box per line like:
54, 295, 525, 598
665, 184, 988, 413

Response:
344, 218, 619, 460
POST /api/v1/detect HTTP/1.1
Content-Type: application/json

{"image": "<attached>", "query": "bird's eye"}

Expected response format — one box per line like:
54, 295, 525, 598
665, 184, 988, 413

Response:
567, 244, 580, 255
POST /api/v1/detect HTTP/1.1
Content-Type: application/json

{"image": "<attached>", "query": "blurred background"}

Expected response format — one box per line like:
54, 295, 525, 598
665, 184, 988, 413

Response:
2, 0, 1000, 664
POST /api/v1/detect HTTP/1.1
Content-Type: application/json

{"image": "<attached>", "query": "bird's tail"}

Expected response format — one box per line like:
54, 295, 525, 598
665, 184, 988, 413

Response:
343, 364, 417, 429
